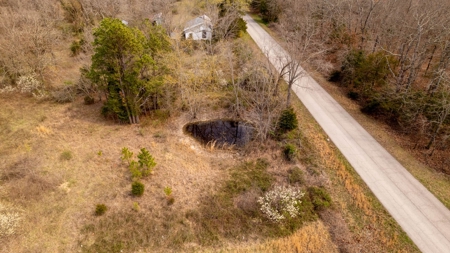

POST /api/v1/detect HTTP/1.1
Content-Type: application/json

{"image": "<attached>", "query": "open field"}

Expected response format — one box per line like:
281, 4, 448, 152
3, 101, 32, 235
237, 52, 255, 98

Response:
0, 93, 237, 252
0, 84, 418, 252
0, 0, 424, 252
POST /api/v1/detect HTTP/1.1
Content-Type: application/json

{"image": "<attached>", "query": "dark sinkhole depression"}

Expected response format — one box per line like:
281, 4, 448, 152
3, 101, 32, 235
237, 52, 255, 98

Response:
184, 120, 253, 147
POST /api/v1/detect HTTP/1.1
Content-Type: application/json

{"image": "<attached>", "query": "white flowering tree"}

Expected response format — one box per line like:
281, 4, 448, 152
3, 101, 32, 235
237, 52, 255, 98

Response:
0, 203, 21, 237
257, 185, 304, 223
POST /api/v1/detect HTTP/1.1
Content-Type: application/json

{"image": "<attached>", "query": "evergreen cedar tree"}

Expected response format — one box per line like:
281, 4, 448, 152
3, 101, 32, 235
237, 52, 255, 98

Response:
87, 18, 171, 124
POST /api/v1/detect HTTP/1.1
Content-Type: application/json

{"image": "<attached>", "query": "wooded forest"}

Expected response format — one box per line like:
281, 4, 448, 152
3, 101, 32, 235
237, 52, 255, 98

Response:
253, 0, 450, 170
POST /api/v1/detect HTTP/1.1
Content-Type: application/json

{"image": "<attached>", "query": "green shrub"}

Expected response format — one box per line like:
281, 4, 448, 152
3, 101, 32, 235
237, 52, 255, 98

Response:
225, 159, 273, 194
295, 192, 318, 221
60, 150, 73, 161
152, 109, 171, 122
70, 39, 85, 56
132, 202, 140, 212
70, 40, 81, 56
235, 17, 247, 37
131, 181, 145, 197
328, 70, 342, 83
341, 50, 395, 90
283, 144, 297, 161
288, 167, 304, 185
347, 91, 360, 100
251, 0, 282, 23
308, 187, 332, 211
95, 204, 107, 216
361, 99, 382, 115
277, 107, 298, 134
100, 92, 129, 122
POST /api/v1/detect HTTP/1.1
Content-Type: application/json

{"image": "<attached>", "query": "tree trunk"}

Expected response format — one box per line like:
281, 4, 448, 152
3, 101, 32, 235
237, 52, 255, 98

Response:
286, 86, 292, 107
426, 125, 440, 150
424, 45, 437, 76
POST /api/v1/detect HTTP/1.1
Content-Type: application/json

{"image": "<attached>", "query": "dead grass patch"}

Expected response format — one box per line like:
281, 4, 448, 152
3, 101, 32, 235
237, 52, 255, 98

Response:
80, 209, 195, 253
1, 156, 59, 206
35, 125, 52, 136
216, 221, 338, 253
7, 173, 58, 204
1, 157, 35, 182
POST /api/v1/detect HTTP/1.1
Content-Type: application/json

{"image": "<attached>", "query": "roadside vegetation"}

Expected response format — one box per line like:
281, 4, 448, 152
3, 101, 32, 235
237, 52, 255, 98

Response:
0, 0, 423, 252
250, 0, 450, 210
251, 0, 450, 172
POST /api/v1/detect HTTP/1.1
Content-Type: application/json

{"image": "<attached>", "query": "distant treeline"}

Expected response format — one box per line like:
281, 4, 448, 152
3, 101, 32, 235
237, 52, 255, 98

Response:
252, 0, 450, 164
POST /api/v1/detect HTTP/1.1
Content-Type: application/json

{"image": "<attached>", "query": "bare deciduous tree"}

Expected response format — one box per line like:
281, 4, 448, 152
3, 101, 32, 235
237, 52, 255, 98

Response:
240, 61, 283, 141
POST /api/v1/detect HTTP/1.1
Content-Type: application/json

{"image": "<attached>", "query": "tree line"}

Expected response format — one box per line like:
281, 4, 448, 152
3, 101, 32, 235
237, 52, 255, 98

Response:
252, 0, 450, 163
0, 0, 176, 93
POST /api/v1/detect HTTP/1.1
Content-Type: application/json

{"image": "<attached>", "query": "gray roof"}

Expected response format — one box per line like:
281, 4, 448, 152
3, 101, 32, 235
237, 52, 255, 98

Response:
183, 15, 212, 31
153, 13, 163, 25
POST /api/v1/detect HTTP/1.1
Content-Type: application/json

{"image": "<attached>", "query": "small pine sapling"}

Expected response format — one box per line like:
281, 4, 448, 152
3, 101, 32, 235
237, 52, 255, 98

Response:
137, 148, 156, 176
121, 147, 133, 164
164, 186, 172, 196
132, 202, 140, 212
283, 144, 297, 161
164, 186, 175, 205
277, 107, 298, 134
129, 160, 142, 179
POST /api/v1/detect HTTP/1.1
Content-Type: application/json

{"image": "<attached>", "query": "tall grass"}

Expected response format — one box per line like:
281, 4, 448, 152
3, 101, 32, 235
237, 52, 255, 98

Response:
227, 221, 338, 253
294, 97, 419, 252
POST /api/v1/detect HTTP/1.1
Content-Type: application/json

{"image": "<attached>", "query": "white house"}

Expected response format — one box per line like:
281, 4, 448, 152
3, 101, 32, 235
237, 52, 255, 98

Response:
153, 13, 163, 26
183, 15, 212, 40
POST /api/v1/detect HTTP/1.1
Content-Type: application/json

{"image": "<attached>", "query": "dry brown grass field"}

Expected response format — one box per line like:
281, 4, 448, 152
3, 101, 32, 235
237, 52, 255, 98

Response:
0, 93, 232, 252
0, 88, 418, 252
0, 93, 321, 252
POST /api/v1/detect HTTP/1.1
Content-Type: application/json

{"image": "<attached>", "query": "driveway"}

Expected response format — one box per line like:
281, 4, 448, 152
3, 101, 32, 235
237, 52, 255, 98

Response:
243, 14, 450, 253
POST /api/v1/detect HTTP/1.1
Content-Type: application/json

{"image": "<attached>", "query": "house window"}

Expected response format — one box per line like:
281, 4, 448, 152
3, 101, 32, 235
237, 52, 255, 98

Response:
202, 30, 207, 39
